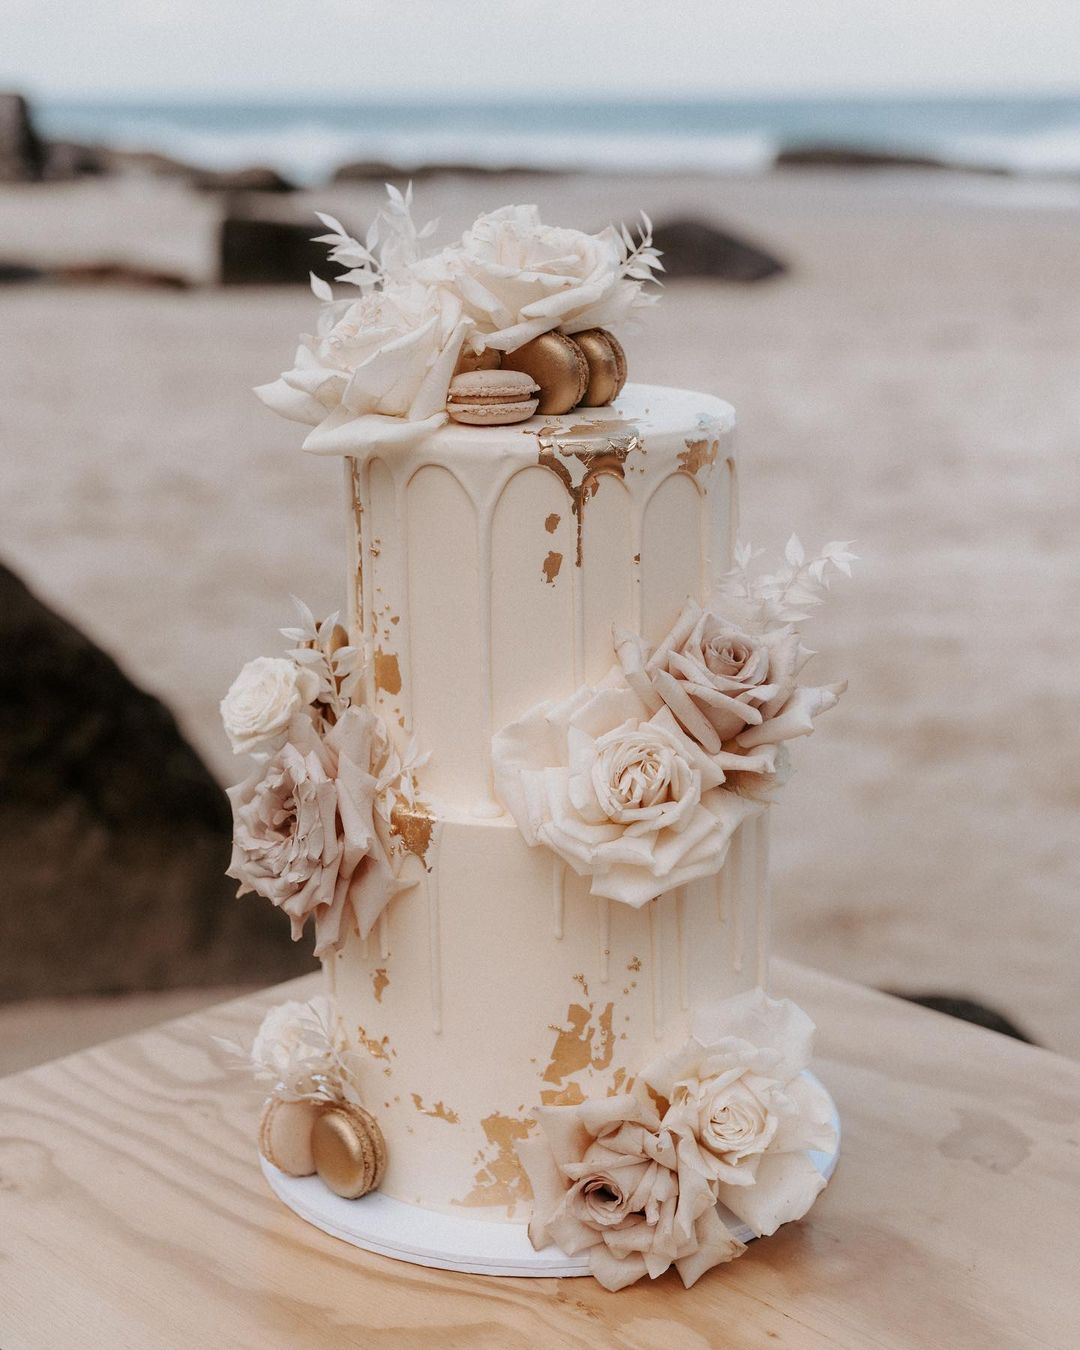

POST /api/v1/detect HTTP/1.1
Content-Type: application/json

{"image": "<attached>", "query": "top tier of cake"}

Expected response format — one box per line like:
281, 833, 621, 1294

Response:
345, 383, 737, 815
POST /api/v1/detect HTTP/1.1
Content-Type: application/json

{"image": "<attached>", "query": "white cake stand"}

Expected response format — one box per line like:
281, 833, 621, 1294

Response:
261, 1071, 840, 1278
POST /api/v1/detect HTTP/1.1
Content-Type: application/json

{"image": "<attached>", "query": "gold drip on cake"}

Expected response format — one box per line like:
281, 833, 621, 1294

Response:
677, 434, 720, 477
598, 896, 611, 982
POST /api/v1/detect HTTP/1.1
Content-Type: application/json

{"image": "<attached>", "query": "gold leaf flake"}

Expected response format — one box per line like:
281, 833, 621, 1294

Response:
541, 550, 563, 585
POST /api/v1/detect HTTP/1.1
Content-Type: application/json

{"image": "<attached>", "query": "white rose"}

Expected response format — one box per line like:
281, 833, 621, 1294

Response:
255, 280, 471, 456
250, 996, 334, 1094
415, 205, 647, 353
493, 680, 761, 907
220, 656, 320, 756
643, 990, 838, 1238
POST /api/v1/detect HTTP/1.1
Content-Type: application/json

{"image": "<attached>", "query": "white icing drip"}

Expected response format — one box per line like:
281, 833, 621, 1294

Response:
725, 455, 739, 575
426, 824, 444, 1034
393, 468, 415, 731
730, 828, 744, 975
675, 886, 689, 1010
649, 901, 663, 1039
716, 849, 730, 928
598, 895, 610, 981
359, 458, 377, 709
630, 500, 644, 632
755, 813, 771, 991
552, 858, 564, 940
345, 458, 361, 635
378, 908, 390, 961
475, 485, 498, 803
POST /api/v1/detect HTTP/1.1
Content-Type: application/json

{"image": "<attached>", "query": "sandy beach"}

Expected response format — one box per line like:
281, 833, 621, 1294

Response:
2, 169, 1079, 1056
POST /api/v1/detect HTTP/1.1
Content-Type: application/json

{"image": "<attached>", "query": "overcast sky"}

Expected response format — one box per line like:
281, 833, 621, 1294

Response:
3, 0, 1079, 100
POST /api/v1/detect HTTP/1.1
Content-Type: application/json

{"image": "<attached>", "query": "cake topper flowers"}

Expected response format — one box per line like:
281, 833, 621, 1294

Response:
221, 600, 426, 955
517, 988, 836, 1290
493, 538, 853, 904
255, 187, 661, 455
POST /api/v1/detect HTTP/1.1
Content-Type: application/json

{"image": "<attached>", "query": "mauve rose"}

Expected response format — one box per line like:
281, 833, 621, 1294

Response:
226, 707, 414, 957
226, 713, 340, 934
617, 599, 845, 763
518, 1095, 744, 1291
220, 656, 320, 756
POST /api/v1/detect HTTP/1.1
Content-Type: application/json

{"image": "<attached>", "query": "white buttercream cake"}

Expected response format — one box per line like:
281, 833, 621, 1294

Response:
224, 194, 849, 1289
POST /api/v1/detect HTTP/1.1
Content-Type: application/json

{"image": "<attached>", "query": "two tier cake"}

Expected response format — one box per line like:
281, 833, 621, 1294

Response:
221, 190, 851, 1290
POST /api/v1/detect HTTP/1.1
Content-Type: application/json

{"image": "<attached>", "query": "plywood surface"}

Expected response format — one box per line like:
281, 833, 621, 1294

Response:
1, 960, 1077, 1349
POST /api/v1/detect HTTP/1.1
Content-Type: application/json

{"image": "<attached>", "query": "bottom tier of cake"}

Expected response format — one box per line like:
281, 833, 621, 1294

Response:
259, 1074, 838, 1275
327, 810, 770, 1219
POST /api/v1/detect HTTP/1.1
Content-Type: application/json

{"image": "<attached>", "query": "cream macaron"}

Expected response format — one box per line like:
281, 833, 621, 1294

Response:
446, 369, 540, 425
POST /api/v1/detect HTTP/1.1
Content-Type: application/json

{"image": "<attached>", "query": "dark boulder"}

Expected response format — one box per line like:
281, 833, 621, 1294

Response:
0, 92, 45, 182
650, 217, 786, 283
0, 562, 315, 1000
52, 261, 190, 289
332, 159, 555, 183
220, 213, 334, 285
43, 140, 109, 180
775, 144, 1008, 176
191, 165, 296, 193
893, 992, 1034, 1044
0, 262, 44, 285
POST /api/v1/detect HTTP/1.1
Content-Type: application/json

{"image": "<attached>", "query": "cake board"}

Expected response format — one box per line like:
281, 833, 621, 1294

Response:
260, 1072, 841, 1278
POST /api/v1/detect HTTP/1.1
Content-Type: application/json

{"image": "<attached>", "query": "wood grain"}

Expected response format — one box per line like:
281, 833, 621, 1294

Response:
1, 961, 1077, 1349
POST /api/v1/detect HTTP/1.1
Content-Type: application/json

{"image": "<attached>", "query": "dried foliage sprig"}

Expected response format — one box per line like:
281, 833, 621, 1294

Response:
719, 536, 857, 627
215, 998, 368, 1107
617, 211, 664, 286
280, 596, 365, 723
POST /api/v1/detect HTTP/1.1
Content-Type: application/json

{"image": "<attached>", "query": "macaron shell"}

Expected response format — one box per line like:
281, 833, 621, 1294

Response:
448, 398, 539, 425
502, 331, 589, 416
602, 329, 628, 396
258, 1097, 321, 1176
448, 369, 539, 402
574, 329, 621, 407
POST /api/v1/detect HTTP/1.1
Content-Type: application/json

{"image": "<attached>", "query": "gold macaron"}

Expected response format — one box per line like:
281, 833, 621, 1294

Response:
454, 346, 502, 375
447, 369, 540, 425
574, 328, 628, 407
258, 1097, 322, 1177
502, 331, 590, 416
311, 1102, 388, 1199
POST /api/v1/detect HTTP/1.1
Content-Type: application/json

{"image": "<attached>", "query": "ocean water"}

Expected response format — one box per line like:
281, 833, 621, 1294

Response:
35, 95, 1080, 186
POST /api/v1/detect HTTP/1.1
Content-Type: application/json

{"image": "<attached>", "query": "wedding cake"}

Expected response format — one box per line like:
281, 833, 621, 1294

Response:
221, 190, 852, 1290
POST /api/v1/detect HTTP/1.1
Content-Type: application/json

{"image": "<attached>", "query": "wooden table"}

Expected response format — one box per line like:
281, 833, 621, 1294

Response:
1, 961, 1077, 1349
